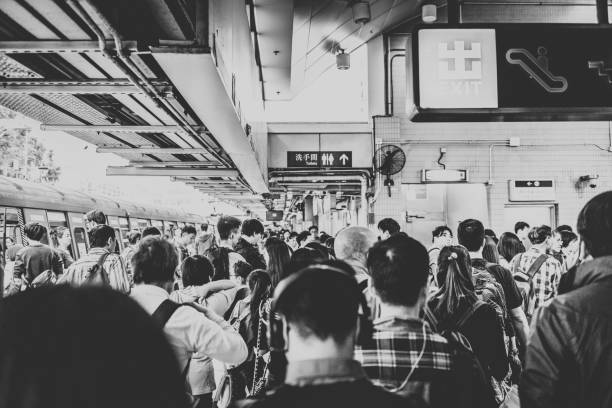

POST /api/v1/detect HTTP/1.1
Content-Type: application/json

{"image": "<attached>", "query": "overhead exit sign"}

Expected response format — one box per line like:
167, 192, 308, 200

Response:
287, 151, 352, 168
411, 24, 612, 121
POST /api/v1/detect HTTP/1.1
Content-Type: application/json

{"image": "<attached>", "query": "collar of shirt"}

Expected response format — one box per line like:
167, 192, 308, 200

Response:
29, 242, 44, 247
528, 246, 546, 255
130, 284, 170, 314
89, 247, 110, 255
285, 358, 366, 386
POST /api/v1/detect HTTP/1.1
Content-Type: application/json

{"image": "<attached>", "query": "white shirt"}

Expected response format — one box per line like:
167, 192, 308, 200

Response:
131, 284, 248, 395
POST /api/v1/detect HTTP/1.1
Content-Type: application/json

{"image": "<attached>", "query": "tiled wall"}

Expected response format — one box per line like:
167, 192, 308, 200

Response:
373, 54, 612, 234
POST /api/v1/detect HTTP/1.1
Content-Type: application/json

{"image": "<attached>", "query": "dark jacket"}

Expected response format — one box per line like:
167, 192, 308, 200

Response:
521, 255, 612, 408
13, 244, 62, 282
234, 238, 266, 270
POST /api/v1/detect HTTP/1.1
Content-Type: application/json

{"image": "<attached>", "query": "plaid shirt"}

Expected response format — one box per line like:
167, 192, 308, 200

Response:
355, 317, 452, 390
60, 247, 130, 294
514, 247, 562, 316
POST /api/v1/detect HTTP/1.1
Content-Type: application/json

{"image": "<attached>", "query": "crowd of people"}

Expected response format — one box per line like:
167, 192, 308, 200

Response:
0, 191, 611, 408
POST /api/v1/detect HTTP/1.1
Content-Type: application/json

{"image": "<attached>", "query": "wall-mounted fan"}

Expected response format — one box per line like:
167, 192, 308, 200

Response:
373, 144, 406, 197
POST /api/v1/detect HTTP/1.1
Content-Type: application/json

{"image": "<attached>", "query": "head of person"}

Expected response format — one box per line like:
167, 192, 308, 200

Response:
556, 224, 573, 233
127, 230, 141, 246
482, 236, 500, 264
265, 237, 291, 288
132, 236, 179, 292
484, 229, 498, 245
377, 218, 401, 241
334, 226, 377, 268
89, 225, 117, 251
85, 209, 106, 230
457, 219, 485, 253
304, 241, 330, 260
318, 232, 331, 245
514, 221, 531, 240
308, 225, 318, 238
283, 230, 291, 241
296, 231, 310, 248
242, 219, 264, 245
577, 191, 612, 258
432, 225, 453, 247
141, 226, 161, 239
435, 246, 477, 317
24, 222, 46, 243
289, 231, 299, 246
558, 230, 578, 250
217, 216, 242, 246
367, 233, 429, 310
179, 225, 197, 247
550, 229, 564, 254
528, 225, 554, 250
233, 261, 253, 285
286, 247, 327, 277
5, 237, 14, 248
0, 286, 188, 408
497, 232, 525, 263
272, 265, 362, 362
51, 226, 71, 249
324, 236, 336, 258
200, 223, 209, 233
181, 255, 214, 287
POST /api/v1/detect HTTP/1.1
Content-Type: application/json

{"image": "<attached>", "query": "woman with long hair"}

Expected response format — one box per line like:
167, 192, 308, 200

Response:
264, 237, 291, 289
497, 232, 526, 270
427, 246, 508, 382
482, 236, 501, 264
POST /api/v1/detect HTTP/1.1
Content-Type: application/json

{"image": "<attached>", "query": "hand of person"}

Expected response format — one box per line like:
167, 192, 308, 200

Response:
188, 302, 225, 325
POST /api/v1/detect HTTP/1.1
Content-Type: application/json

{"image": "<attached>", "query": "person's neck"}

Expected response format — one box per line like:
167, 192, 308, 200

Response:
378, 302, 420, 319
219, 240, 233, 249
242, 235, 256, 245
532, 243, 548, 252
469, 248, 484, 260
286, 336, 354, 363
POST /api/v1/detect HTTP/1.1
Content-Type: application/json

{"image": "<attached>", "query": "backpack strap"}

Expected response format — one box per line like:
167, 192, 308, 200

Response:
86, 252, 111, 285
526, 254, 548, 281
152, 299, 184, 328
358, 278, 369, 292
455, 300, 487, 329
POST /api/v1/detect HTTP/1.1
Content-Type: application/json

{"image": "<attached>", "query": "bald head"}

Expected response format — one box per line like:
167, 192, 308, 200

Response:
334, 226, 377, 266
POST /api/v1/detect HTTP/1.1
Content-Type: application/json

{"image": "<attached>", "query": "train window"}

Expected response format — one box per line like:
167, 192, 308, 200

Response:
119, 217, 129, 228
136, 219, 150, 230
73, 227, 88, 259
47, 211, 75, 261
0, 207, 23, 251
152, 220, 163, 228
107, 216, 120, 228
23, 209, 49, 245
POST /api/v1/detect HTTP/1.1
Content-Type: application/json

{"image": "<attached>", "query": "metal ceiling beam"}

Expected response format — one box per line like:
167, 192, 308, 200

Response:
0, 79, 169, 95
129, 161, 220, 167
0, 40, 139, 53
106, 167, 239, 177
97, 147, 211, 154
44, 125, 198, 133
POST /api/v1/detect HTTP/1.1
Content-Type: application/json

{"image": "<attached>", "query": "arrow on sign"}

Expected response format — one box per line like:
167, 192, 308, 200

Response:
339, 154, 349, 165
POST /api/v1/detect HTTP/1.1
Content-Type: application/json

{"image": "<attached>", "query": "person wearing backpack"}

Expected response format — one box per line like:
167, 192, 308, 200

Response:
458, 220, 529, 359
510, 225, 562, 322
131, 236, 248, 408
355, 234, 496, 408
206, 217, 248, 282
10, 223, 63, 293
59, 225, 130, 294
426, 246, 508, 384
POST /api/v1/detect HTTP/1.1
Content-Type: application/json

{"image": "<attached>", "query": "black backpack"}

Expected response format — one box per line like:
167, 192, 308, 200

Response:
424, 302, 497, 408
85, 253, 111, 286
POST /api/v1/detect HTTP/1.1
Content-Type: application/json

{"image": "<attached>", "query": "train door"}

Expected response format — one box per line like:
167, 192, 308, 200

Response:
401, 184, 489, 246
47, 211, 75, 261
0, 206, 24, 254
107, 216, 123, 253
502, 204, 558, 233
23, 209, 50, 245
119, 217, 130, 248
68, 212, 89, 259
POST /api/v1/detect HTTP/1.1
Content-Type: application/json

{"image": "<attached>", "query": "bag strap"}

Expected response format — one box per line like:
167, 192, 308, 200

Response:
86, 252, 111, 284
358, 279, 369, 292
526, 254, 548, 281
455, 300, 486, 329
152, 299, 183, 328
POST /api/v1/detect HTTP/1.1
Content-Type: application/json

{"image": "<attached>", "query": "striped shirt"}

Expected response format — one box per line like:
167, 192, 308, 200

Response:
60, 247, 131, 294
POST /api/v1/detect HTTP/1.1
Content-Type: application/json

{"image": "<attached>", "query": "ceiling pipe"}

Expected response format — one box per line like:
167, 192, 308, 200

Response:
597, 0, 609, 23
68, 0, 231, 169
97, 147, 211, 154
41, 125, 194, 133
106, 167, 239, 177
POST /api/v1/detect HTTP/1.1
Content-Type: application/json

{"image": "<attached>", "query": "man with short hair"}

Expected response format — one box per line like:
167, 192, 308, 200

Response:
12, 222, 62, 289
334, 226, 377, 289
377, 218, 401, 241
84, 209, 107, 231
515, 221, 531, 250
356, 234, 487, 408
60, 225, 130, 294
131, 236, 247, 408
177, 225, 197, 263
428, 226, 453, 287
458, 219, 529, 357
142, 226, 162, 239
308, 225, 319, 241
196, 223, 217, 256
234, 219, 266, 270
521, 191, 612, 408
233, 266, 412, 408
207, 216, 247, 281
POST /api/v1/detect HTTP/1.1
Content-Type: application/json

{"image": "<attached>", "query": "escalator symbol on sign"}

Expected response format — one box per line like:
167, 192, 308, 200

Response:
506, 47, 568, 93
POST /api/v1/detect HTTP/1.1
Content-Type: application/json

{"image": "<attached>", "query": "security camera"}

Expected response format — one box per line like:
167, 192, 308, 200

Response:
579, 174, 599, 188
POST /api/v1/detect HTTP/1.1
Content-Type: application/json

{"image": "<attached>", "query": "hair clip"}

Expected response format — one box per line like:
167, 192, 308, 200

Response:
448, 252, 458, 261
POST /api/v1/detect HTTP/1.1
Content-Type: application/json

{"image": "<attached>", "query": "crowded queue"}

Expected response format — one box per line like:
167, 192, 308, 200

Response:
0, 191, 611, 408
